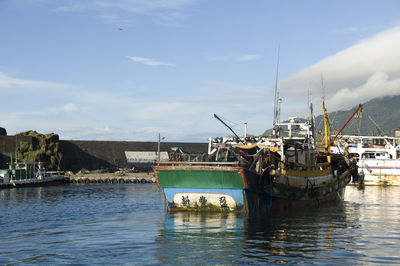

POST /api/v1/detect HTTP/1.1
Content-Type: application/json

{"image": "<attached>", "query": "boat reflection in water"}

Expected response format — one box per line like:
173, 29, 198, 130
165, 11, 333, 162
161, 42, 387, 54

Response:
156, 212, 245, 265
156, 200, 364, 265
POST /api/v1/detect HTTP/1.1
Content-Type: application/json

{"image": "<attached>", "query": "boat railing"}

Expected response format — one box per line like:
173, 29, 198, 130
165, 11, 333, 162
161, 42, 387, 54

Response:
283, 162, 331, 172
45, 171, 65, 176
154, 161, 240, 167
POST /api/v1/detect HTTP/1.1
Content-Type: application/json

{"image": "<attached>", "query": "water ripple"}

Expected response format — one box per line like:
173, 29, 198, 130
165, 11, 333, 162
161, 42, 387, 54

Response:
1, 185, 399, 264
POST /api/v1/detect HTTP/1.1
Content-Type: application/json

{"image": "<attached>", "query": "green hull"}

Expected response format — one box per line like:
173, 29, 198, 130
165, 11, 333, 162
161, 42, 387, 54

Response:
156, 168, 245, 189
154, 164, 260, 212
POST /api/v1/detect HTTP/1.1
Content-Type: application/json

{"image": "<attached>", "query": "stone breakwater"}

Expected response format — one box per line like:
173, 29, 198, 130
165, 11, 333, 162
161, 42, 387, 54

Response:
0, 134, 208, 172
67, 172, 156, 184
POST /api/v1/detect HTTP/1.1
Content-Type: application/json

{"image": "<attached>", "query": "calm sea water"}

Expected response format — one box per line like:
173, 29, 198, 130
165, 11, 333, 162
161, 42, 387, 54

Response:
0, 184, 399, 265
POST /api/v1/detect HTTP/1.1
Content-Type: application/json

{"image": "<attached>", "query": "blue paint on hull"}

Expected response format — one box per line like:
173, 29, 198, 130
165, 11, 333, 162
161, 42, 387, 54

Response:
163, 187, 246, 210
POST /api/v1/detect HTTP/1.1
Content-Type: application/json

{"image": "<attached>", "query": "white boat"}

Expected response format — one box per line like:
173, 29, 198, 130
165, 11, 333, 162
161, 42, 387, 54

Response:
0, 162, 66, 188
331, 135, 400, 186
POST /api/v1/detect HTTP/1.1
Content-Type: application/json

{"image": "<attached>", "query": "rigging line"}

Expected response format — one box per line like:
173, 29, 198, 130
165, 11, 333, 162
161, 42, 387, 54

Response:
345, 110, 360, 134
273, 45, 280, 125
217, 116, 245, 130
330, 111, 338, 128
368, 114, 386, 136
358, 108, 363, 136
316, 116, 323, 130
217, 115, 242, 125
217, 116, 236, 126
214, 114, 245, 143
327, 114, 337, 134
231, 121, 246, 127
323, 107, 336, 132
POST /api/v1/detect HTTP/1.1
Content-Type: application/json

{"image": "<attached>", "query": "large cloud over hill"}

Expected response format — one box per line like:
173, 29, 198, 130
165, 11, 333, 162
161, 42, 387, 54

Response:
280, 26, 400, 111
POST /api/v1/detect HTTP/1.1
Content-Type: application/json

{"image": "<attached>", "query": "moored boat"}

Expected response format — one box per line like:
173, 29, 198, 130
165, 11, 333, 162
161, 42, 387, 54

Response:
0, 161, 66, 188
154, 116, 354, 212
331, 135, 400, 186
155, 161, 253, 212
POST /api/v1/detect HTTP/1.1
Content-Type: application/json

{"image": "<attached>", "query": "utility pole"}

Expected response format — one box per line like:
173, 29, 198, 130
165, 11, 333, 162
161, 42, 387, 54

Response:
157, 133, 166, 161
157, 133, 161, 161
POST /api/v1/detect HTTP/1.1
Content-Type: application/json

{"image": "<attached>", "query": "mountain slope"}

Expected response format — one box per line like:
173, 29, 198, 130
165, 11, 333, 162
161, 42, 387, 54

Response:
315, 95, 400, 136
263, 95, 400, 136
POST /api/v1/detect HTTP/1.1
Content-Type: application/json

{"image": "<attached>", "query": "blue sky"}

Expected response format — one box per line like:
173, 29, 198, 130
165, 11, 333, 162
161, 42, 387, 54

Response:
1, 0, 400, 142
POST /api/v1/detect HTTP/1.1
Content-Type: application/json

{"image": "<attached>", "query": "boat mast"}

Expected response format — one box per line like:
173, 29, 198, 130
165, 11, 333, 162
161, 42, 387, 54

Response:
321, 76, 330, 156
272, 46, 280, 136
213, 114, 245, 144
308, 89, 315, 147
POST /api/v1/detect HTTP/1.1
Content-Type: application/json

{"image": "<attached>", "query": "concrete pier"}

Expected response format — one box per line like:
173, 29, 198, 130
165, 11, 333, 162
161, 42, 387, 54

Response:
67, 172, 156, 184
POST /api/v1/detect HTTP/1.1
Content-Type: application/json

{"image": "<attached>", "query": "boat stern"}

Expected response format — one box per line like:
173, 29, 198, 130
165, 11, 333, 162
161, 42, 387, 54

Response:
154, 162, 251, 212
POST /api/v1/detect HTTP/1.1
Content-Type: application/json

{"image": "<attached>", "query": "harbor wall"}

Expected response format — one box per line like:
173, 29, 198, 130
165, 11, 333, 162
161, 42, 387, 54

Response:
0, 136, 35, 167
60, 140, 208, 172
0, 135, 34, 154
0, 136, 208, 172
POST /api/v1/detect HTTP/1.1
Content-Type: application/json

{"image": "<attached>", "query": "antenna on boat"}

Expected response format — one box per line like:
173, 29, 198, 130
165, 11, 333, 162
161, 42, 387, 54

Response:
272, 45, 280, 136
213, 114, 245, 144
308, 88, 315, 144
321, 75, 328, 148
321, 74, 331, 162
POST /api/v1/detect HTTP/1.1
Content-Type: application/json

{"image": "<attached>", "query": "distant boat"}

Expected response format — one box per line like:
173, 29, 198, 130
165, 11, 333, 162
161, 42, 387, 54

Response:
0, 161, 66, 188
331, 135, 400, 186
154, 115, 354, 212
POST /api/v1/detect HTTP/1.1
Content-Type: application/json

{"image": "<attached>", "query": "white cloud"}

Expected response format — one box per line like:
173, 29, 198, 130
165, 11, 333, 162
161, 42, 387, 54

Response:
332, 25, 384, 35
127, 56, 176, 66
52, 0, 198, 26
93, 0, 197, 12
1, 77, 271, 141
279, 25, 400, 112
236, 54, 263, 62
0, 72, 74, 90
206, 54, 263, 62
328, 72, 400, 107
5, 24, 400, 141
64, 103, 78, 112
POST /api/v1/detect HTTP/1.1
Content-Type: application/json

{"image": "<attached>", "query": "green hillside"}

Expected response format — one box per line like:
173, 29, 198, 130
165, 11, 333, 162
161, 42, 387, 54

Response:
263, 95, 400, 137
315, 95, 400, 136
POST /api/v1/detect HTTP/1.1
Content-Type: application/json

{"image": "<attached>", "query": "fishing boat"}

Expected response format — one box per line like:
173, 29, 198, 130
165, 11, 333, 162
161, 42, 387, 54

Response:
331, 135, 400, 186
154, 111, 354, 212
0, 161, 66, 188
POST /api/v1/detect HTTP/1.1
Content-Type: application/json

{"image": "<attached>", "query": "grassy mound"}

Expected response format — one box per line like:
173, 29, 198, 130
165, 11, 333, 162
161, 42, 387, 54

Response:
16, 131, 63, 170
